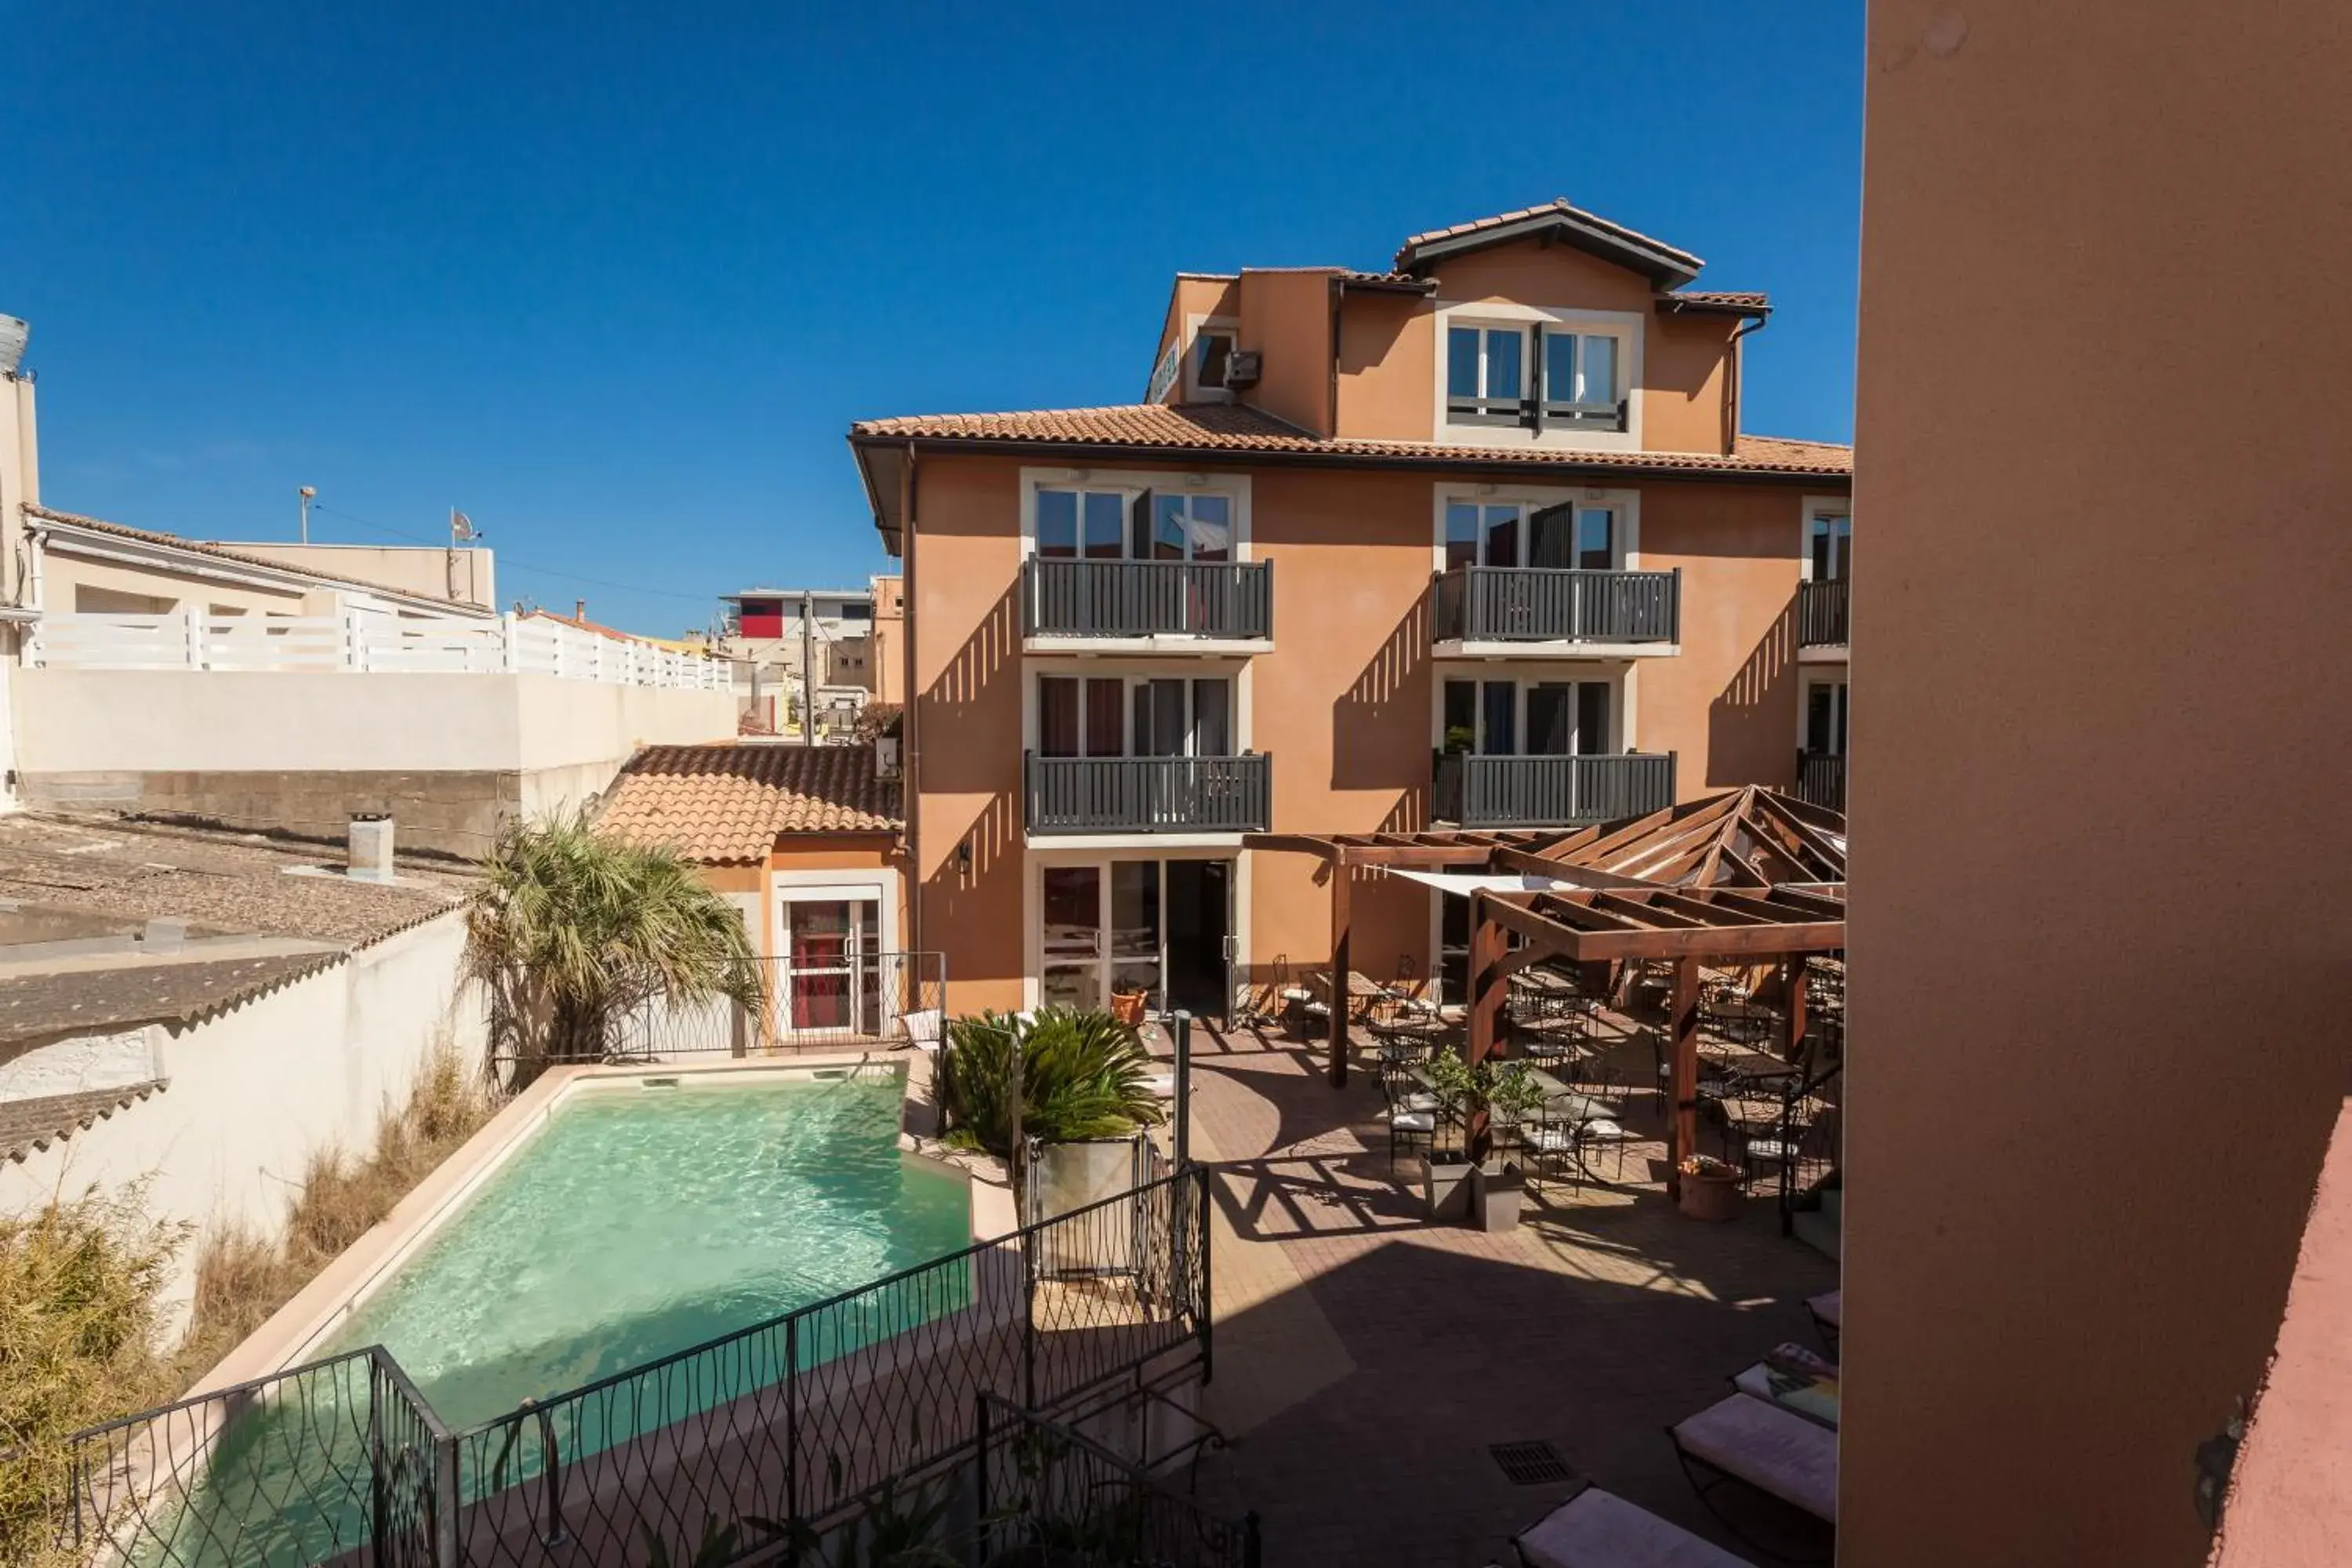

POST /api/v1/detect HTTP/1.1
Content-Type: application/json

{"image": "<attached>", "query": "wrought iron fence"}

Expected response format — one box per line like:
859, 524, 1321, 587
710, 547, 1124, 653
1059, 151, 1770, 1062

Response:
49, 1166, 1211, 1568
452, 1163, 1210, 1565
40, 1345, 446, 1568
971, 1394, 1260, 1568
601, 951, 947, 1058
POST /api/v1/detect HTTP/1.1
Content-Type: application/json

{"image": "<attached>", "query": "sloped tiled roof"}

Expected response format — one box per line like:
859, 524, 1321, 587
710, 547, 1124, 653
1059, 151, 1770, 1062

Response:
1392, 198, 1704, 285
2, 1081, 167, 1163
22, 505, 488, 612
598, 744, 902, 863
1660, 290, 1773, 317
851, 404, 1852, 478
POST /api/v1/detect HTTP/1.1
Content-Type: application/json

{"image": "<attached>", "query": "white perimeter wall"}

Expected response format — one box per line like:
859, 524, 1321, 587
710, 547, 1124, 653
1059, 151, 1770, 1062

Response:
8, 669, 735, 775
0, 910, 489, 1334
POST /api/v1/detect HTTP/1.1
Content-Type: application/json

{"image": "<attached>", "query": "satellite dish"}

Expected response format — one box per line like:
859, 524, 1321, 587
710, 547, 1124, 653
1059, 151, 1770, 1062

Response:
0, 316, 26, 377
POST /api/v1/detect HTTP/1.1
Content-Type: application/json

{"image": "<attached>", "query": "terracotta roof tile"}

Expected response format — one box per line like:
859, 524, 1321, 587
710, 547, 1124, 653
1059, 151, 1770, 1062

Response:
22, 505, 488, 612
1660, 290, 1773, 316
1393, 198, 1704, 275
598, 743, 902, 863
850, 404, 1851, 478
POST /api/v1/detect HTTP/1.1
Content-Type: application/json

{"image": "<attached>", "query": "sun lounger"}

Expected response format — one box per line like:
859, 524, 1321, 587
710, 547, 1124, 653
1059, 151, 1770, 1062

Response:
1671, 1393, 1838, 1525
1732, 1342, 1840, 1430
1806, 1288, 1841, 1354
1515, 1486, 1749, 1568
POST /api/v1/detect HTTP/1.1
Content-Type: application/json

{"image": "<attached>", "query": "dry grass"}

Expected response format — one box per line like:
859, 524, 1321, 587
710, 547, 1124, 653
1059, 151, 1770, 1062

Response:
0, 1189, 185, 1567
173, 1040, 496, 1385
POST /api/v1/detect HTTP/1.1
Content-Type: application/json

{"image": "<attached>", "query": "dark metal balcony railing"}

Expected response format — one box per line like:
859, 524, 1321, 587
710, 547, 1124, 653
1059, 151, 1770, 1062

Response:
1798, 578, 1850, 647
1432, 750, 1676, 829
1796, 750, 1847, 813
1025, 752, 1272, 834
1024, 557, 1274, 641
1432, 566, 1680, 644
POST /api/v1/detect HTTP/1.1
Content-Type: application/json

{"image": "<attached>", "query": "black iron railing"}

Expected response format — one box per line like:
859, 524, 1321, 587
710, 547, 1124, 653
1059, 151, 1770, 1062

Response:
1432, 566, 1680, 644
47, 1167, 1215, 1568
1024, 558, 1273, 641
1776, 1060, 1844, 1240
1433, 751, 1675, 829
1025, 753, 1272, 835
45, 1345, 447, 1568
1798, 579, 1849, 647
971, 1395, 1259, 1568
602, 953, 947, 1058
1795, 750, 1846, 813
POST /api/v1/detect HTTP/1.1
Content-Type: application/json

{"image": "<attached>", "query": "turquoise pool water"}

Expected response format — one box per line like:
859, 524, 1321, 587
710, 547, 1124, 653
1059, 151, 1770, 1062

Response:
325, 1071, 971, 1428
149, 1072, 969, 1568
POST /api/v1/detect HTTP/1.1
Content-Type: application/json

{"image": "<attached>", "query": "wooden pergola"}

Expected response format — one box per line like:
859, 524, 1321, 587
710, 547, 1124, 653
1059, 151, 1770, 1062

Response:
1245, 788, 1846, 1193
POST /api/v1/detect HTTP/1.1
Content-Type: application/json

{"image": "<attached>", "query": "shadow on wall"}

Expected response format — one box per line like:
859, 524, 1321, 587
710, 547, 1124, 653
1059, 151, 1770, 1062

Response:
1332, 590, 1429, 794
920, 579, 1024, 992
922, 580, 1020, 797
1706, 597, 1797, 789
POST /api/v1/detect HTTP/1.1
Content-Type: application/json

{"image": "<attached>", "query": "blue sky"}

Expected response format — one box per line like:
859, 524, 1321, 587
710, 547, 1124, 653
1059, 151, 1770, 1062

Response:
6, 2, 1864, 636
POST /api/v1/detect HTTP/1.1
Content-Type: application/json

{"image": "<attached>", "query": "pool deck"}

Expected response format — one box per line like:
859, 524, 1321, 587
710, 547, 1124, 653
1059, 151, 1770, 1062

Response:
183, 1048, 983, 1403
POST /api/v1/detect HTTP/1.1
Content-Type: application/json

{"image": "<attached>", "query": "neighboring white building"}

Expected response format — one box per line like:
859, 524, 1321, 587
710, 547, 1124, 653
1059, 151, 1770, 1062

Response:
0, 328, 735, 853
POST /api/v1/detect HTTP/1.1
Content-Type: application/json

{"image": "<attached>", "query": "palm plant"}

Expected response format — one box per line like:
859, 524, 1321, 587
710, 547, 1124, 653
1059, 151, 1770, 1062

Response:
464, 812, 765, 1081
938, 1007, 1164, 1160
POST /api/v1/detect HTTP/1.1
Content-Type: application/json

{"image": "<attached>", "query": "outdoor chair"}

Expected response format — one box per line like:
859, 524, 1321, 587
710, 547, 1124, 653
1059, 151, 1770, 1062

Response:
1671, 1392, 1838, 1551
1515, 1485, 1751, 1568
1524, 1115, 1584, 1201
895, 1007, 944, 1053
1382, 1073, 1436, 1171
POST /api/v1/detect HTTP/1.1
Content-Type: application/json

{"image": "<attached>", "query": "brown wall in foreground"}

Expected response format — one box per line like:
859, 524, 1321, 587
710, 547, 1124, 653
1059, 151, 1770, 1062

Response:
1842, 5, 2352, 1564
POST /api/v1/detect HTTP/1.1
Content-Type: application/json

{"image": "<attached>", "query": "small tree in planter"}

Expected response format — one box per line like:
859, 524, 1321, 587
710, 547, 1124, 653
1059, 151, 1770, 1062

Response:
1419, 1052, 1548, 1229
937, 1008, 1165, 1194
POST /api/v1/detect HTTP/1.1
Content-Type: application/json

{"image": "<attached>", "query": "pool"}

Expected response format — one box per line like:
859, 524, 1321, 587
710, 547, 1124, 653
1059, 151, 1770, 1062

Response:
152, 1066, 974, 1568
322, 1069, 972, 1428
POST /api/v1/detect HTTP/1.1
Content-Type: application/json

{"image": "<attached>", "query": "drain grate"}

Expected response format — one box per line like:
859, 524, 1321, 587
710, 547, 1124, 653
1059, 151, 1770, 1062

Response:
1489, 1440, 1575, 1486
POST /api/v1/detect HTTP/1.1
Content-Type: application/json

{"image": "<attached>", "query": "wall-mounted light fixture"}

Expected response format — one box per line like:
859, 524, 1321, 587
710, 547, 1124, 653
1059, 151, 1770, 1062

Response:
956, 837, 973, 876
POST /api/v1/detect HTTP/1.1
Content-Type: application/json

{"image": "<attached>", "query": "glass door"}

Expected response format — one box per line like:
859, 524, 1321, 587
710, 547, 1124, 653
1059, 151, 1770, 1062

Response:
782, 895, 882, 1036
1809, 512, 1853, 582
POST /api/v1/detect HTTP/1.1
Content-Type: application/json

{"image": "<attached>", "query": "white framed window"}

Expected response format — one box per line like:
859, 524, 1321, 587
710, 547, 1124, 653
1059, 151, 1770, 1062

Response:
1432, 304, 1642, 451
1181, 316, 1240, 403
1805, 507, 1853, 583
1800, 677, 1849, 756
1439, 675, 1620, 757
1036, 673, 1237, 759
1022, 469, 1252, 564
1441, 499, 1624, 571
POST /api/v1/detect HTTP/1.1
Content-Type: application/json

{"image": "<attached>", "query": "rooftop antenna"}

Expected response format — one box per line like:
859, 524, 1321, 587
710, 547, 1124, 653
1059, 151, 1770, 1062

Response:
297, 486, 317, 544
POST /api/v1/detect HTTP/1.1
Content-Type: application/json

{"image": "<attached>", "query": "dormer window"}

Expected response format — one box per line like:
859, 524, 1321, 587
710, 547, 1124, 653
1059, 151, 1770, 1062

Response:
1181, 318, 1240, 402
1194, 329, 1234, 392
1441, 311, 1635, 441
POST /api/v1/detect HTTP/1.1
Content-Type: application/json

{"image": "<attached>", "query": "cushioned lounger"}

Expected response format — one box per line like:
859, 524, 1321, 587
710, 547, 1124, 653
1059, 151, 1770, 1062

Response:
1806, 1288, 1841, 1329
1672, 1393, 1838, 1523
1515, 1487, 1750, 1568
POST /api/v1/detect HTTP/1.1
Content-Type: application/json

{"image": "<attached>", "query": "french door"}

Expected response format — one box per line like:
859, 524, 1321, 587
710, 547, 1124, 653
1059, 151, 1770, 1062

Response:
779, 891, 884, 1036
1040, 858, 1233, 1021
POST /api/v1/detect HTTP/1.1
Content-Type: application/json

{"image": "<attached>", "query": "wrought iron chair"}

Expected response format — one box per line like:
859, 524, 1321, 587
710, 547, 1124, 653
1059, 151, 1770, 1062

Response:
1381, 1070, 1437, 1171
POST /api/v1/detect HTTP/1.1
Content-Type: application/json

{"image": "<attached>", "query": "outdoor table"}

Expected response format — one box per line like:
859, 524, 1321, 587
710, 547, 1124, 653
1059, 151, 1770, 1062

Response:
1525, 1067, 1620, 1125
1311, 967, 1388, 1018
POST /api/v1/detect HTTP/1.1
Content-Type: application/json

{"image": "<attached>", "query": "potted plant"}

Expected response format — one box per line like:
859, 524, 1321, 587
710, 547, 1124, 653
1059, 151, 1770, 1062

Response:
1417, 1047, 1478, 1221
1677, 1153, 1745, 1221
1109, 989, 1148, 1027
1469, 1062, 1546, 1232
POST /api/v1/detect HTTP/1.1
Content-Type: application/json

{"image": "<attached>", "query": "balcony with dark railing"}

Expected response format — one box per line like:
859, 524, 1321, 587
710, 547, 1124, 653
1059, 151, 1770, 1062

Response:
1432, 566, 1680, 649
1025, 751, 1272, 835
1022, 557, 1274, 646
1798, 578, 1850, 651
1432, 750, 1676, 829
1796, 750, 1846, 813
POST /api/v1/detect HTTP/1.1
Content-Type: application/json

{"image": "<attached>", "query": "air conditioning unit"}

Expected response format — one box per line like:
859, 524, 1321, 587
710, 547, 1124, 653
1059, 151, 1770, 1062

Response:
1221, 350, 1262, 390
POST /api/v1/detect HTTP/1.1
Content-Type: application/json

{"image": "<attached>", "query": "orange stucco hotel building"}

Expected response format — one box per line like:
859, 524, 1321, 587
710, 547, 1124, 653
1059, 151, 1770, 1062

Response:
850, 201, 1853, 1018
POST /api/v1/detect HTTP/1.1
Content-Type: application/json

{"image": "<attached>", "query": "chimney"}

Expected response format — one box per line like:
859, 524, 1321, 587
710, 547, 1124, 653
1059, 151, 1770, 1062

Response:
574, 599, 586, 622
348, 812, 396, 884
